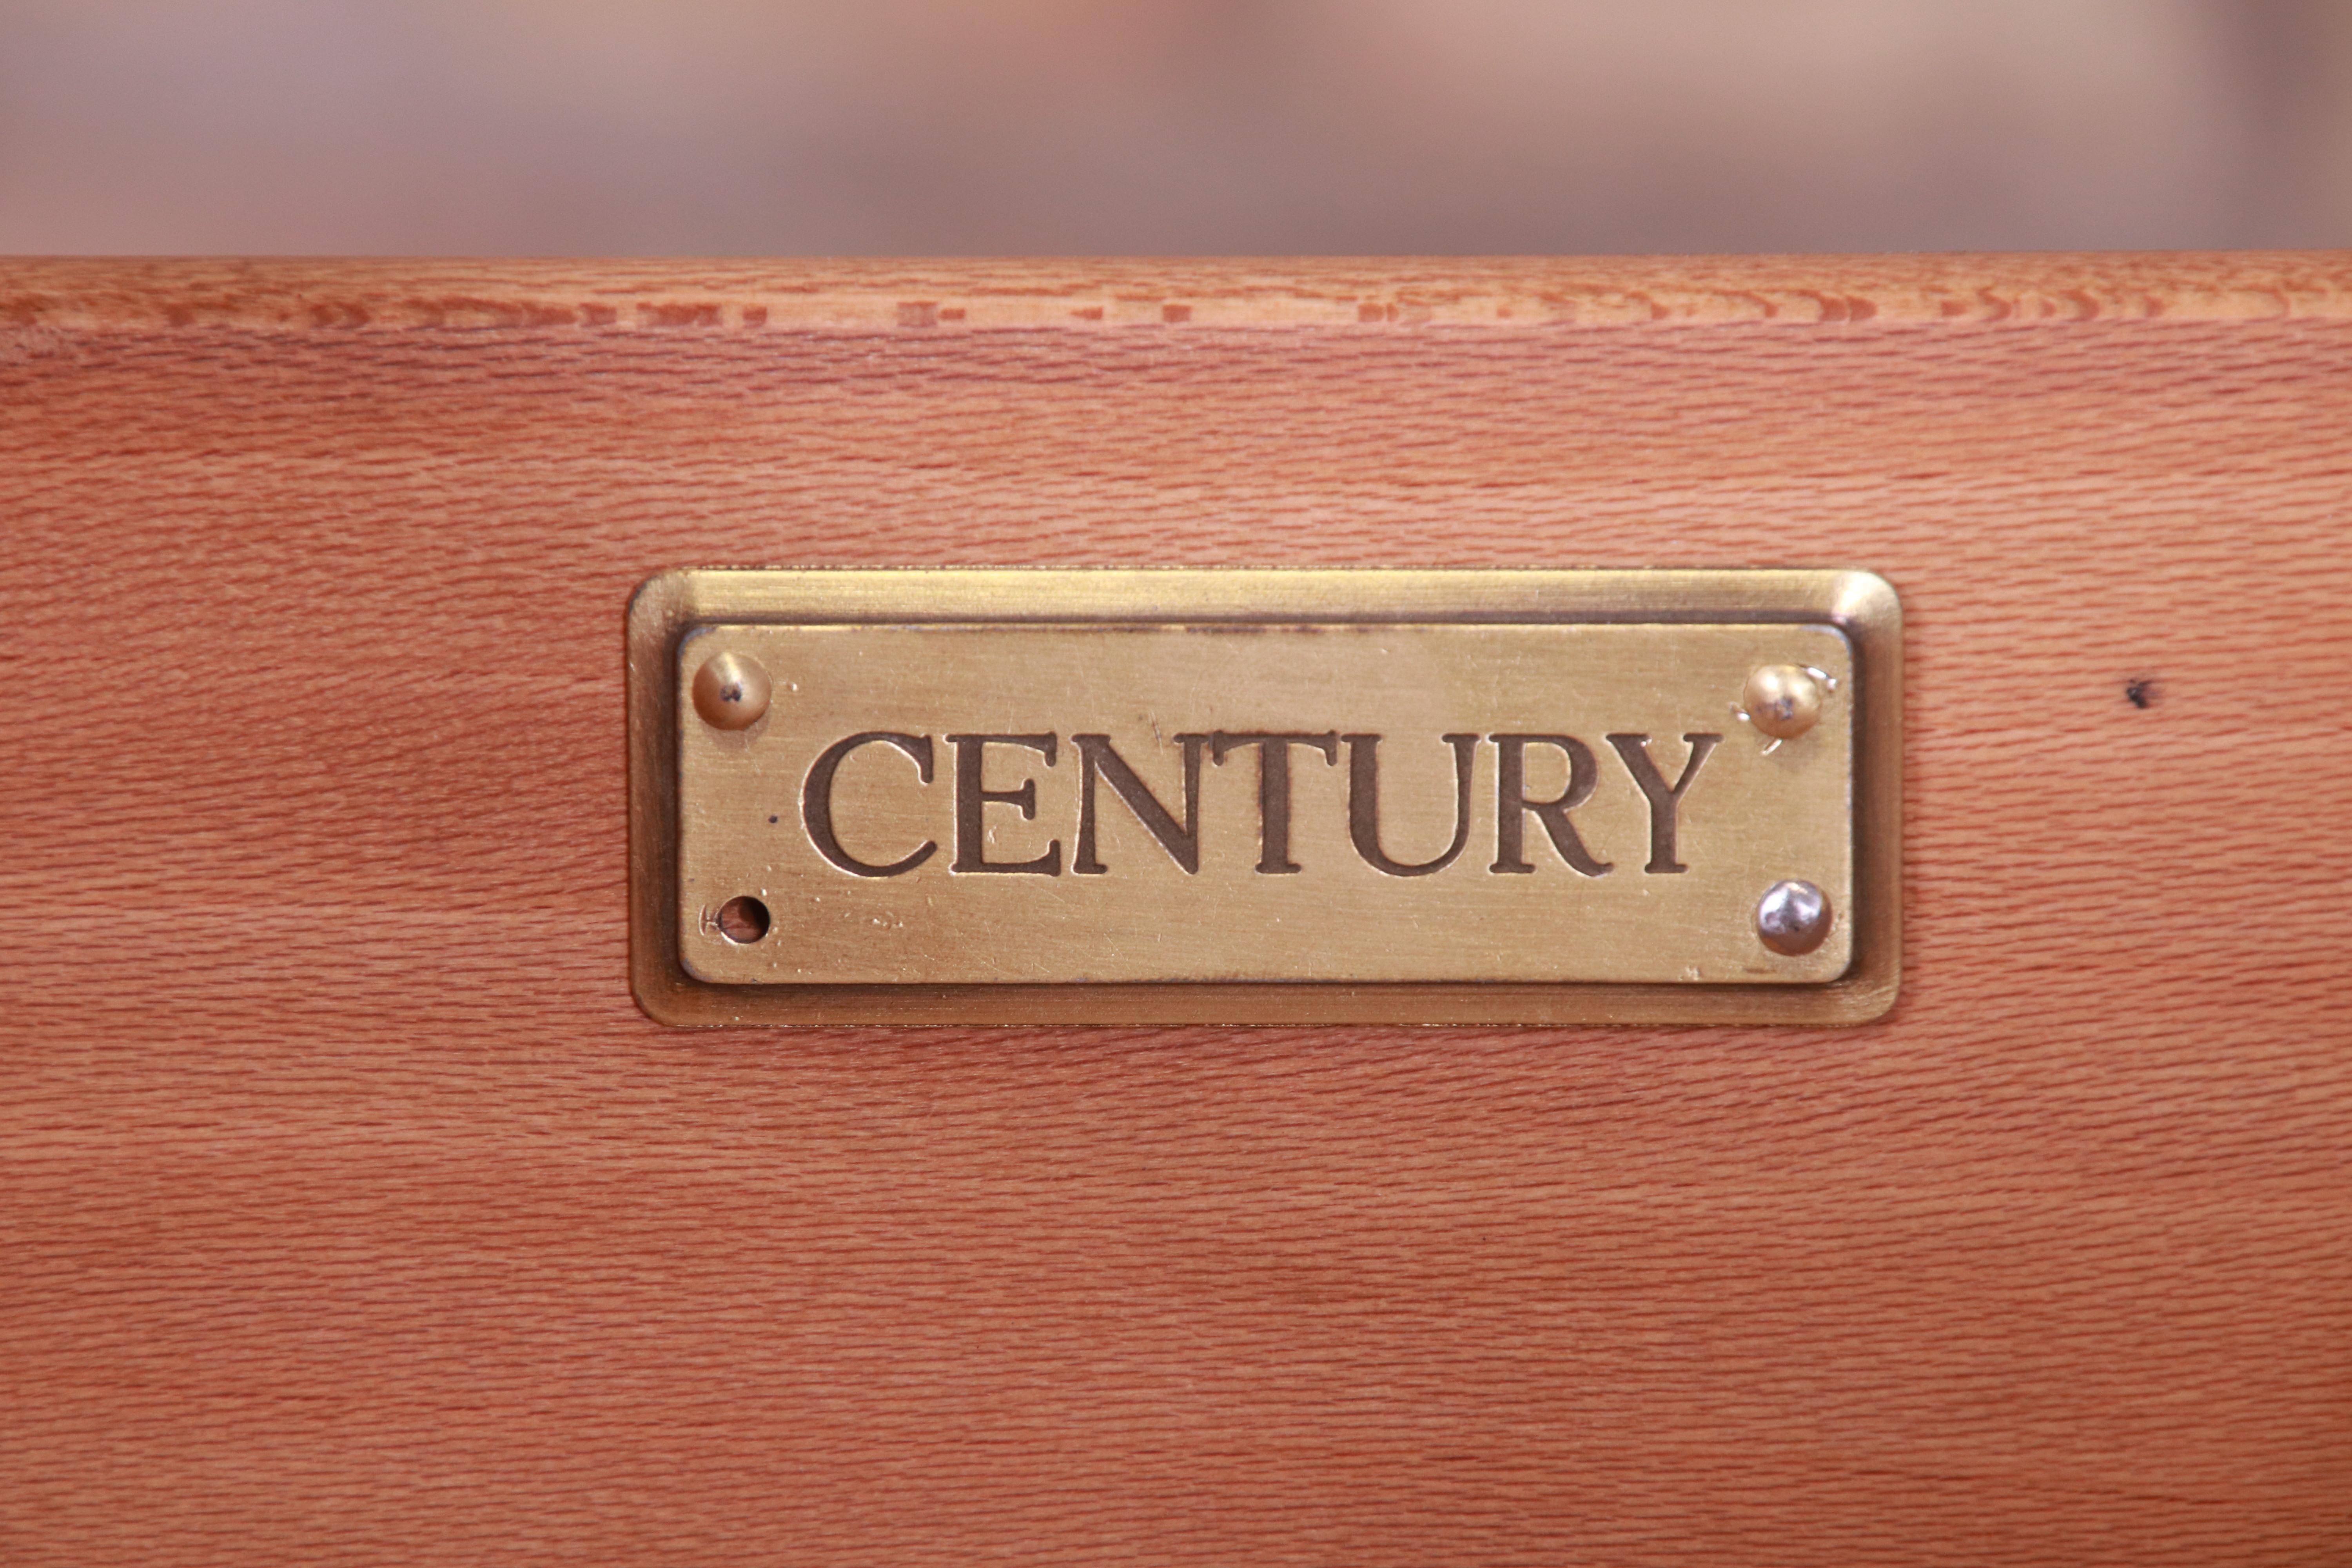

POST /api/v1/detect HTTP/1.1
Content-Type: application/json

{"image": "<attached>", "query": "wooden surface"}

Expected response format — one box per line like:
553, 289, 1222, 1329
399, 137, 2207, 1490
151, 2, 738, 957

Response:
3, 254, 2349, 1565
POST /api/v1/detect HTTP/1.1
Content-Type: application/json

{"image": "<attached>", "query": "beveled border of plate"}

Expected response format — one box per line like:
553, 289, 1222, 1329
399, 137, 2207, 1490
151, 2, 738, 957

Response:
627, 569, 1901, 1027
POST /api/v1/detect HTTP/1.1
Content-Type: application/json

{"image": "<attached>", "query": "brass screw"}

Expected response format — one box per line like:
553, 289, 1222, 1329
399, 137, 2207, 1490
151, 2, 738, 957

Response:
691, 651, 772, 730
1742, 664, 1826, 742
1755, 879, 1832, 955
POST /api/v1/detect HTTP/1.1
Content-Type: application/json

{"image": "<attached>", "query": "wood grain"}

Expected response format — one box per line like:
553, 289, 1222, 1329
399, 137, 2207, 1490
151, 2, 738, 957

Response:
3, 254, 2349, 1566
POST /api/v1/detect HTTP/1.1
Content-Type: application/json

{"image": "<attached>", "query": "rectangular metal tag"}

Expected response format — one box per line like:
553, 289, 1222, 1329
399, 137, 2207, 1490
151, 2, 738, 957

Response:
629, 570, 1899, 1026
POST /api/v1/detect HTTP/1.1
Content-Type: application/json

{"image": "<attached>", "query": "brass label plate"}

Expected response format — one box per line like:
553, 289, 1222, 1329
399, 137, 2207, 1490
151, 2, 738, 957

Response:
681, 622, 1852, 984
628, 571, 1900, 1026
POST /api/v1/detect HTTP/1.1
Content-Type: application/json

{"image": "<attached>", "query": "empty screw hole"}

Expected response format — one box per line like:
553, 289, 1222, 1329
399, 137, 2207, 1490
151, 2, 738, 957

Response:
717, 896, 770, 944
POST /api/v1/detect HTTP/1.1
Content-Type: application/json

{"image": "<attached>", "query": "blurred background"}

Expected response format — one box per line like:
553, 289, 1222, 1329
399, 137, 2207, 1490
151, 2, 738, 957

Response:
3, 0, 2348, 256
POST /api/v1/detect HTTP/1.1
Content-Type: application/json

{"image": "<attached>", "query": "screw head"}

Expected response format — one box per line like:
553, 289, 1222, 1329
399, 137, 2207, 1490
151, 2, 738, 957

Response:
691, 651, 772, 730
1743, 664, 1825, 741
1755, 879, 1832, 955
